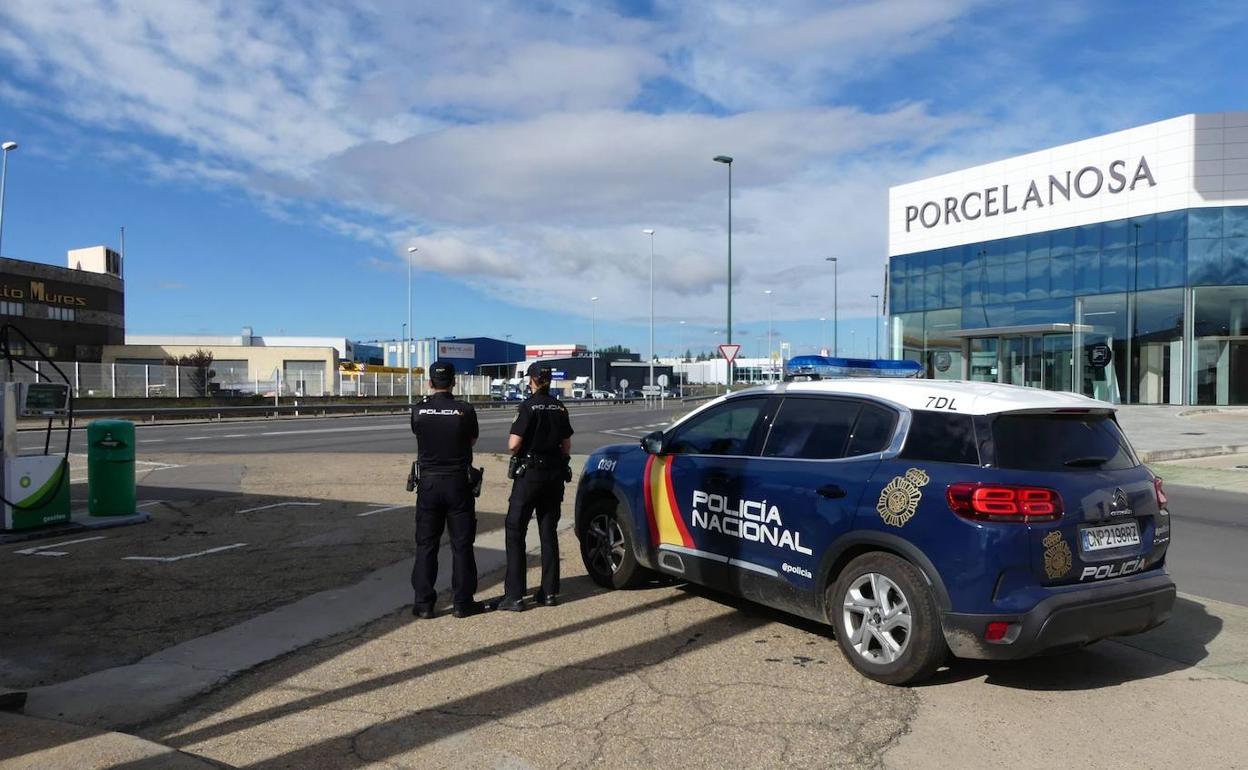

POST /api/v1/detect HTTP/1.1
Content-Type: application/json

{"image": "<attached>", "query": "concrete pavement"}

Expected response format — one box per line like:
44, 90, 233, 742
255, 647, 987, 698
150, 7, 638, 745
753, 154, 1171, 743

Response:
1116, 405, 1248, 461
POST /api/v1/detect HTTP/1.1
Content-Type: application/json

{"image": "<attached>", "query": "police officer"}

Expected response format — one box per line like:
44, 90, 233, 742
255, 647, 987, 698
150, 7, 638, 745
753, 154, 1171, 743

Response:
410, 361, 487, 619
496, 362, 574, 611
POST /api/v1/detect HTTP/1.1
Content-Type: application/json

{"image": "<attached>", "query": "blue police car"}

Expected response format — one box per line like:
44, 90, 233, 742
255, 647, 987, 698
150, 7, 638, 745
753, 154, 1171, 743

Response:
575, 379, 1175, 685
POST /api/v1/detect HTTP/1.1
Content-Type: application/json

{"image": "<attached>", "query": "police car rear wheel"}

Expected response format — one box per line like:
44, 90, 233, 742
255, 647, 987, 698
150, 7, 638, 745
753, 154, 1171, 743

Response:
581, 501, 647, 589
831, 553, 945, 685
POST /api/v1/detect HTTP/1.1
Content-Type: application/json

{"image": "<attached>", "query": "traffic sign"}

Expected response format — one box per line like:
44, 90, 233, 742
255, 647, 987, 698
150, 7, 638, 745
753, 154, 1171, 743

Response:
718, 344, 741, 364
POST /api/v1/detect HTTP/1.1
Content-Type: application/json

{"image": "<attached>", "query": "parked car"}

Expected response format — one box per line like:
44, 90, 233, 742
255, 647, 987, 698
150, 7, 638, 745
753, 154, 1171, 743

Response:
589, 390, 614, 400
574, 379, 1174, 685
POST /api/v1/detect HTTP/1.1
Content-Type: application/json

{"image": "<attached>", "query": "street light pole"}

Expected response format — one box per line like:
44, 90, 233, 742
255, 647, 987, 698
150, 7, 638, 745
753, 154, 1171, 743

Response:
590, 296, 599, 394
678, 320, 686, 397
713, 155, 733, 388
871, 293, 880, 360
765, 289, 773, 382
0, 141, 18, 258
825, 257, 838, 357
644, 229, 655, 400
406, 246, 417, 404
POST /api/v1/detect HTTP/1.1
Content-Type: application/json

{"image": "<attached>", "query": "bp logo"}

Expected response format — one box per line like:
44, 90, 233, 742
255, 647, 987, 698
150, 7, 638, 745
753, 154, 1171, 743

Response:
876, 468, 930, 527
18, 475, 31, 489
1043, 531, 1073, 579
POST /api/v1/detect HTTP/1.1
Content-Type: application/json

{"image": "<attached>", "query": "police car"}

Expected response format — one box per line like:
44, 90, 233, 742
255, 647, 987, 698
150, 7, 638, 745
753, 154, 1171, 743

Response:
575, 379, 1175, 685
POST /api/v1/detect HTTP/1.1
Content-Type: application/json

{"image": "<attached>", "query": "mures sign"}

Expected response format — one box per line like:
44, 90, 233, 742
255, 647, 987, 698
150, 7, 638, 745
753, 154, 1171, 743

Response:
904, 157, 1157, 233
0, 280, 89, 307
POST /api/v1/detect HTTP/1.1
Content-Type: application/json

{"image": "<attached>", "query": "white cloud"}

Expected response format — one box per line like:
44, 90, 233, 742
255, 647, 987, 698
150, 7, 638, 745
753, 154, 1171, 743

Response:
5, 0, 1215, 333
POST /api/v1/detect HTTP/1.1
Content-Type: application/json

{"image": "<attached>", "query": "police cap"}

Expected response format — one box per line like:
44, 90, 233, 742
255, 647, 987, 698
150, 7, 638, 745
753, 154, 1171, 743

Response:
525, 361, 553, 383
429, 360, 456, 388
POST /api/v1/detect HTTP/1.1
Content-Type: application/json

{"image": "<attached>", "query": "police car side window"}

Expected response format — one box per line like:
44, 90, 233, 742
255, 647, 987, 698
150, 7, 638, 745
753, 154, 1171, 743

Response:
899, 410, 980, 465
844, 403, 899, 457
762, 397, 859, 460
667, 399, 765, 456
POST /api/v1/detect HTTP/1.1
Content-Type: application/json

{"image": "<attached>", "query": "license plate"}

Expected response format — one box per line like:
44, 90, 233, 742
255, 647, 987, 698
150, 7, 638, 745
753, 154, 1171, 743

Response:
1081, 521, 1141, 552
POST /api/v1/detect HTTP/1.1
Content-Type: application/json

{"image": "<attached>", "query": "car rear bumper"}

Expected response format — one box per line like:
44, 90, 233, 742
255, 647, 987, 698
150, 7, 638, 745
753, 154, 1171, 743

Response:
941, 572, 1176, 660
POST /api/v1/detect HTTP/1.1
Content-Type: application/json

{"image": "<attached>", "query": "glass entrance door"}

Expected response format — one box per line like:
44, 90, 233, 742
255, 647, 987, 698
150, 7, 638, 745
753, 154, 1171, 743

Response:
1042, 334, 1073, 392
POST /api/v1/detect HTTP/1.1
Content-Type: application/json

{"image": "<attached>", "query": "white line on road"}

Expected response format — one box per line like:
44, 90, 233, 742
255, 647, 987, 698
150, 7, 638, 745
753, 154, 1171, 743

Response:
357, 503, 410, 517
236, 501, 322, 514
14, 535, 107, 557
136, 500, 165, 509
122, 543, 247, 562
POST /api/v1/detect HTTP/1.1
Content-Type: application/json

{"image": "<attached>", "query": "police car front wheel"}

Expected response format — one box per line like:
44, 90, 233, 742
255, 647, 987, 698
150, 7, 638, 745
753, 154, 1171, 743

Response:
830, 553, 946, 685
581, 500, 648, 589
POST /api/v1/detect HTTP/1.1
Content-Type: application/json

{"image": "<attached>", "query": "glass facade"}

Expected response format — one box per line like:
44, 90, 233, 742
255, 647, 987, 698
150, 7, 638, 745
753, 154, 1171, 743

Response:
888, 206, 1248, 405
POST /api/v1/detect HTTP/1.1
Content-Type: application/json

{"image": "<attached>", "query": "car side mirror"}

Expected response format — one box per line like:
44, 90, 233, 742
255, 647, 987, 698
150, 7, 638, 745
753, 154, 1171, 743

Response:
641, 430, 667, 455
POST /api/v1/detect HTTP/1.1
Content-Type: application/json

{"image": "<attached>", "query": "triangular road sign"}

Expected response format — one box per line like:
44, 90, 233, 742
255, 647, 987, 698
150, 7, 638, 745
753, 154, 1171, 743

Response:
718, 344, 741, 364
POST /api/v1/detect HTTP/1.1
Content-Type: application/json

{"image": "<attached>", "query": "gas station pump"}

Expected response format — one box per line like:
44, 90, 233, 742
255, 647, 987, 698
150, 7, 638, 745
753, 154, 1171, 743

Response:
0, 324, 74, 532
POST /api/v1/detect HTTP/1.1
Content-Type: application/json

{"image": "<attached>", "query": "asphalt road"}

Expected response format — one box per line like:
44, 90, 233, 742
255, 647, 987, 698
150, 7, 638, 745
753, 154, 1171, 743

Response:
1164, 484, 1248, 606
16, 402, 693, 456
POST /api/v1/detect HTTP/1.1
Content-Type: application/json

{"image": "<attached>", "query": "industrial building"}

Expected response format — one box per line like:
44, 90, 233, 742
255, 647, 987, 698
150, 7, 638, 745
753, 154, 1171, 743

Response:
0, 246, 124, 361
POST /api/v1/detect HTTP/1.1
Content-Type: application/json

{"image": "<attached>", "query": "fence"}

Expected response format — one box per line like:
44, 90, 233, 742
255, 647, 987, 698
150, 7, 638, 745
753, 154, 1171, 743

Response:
2, 361, 492, 399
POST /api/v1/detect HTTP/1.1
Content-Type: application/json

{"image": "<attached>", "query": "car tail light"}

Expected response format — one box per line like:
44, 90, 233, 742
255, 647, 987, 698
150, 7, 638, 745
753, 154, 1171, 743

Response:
1153, 477, 1168, 509
984, 622, 1010, 642
946, 483, 1063, 522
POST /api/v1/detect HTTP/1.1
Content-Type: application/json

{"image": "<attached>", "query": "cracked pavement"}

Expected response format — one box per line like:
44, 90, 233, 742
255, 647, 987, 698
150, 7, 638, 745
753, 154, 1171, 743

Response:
143, 530, 918, 769
0, 452, 512, 689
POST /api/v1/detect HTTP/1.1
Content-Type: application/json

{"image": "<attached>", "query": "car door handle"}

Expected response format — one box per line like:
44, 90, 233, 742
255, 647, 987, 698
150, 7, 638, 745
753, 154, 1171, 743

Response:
817, 484, 846, 499
707, 472, 732, 486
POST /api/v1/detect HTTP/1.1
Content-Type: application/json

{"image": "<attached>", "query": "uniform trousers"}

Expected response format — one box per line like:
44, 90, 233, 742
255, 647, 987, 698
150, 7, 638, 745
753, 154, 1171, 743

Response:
412, 472, 477, 609
504, 469, 565, 600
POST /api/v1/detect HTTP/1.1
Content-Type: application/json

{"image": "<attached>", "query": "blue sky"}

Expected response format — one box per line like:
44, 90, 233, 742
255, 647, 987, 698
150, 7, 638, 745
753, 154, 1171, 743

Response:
0, 0, 1245, 359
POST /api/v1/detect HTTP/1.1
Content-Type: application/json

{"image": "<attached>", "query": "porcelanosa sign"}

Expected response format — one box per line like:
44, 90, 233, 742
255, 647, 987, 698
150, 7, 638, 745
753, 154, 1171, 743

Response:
903, 156, 1157, 232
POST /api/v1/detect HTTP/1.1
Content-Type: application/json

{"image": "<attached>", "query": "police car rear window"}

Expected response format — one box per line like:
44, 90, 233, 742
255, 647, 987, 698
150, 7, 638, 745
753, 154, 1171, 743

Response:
899, 411, 979, 465
992, 413, 1138, 471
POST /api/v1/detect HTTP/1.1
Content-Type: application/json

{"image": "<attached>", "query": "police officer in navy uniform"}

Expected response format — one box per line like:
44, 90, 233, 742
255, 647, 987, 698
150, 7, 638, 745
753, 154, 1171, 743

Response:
496, 362, 574, 611
410, 361, 487, 619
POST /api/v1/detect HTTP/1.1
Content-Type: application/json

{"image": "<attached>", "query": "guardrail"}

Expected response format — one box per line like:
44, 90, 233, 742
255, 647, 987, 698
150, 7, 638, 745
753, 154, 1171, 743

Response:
57, 395, 709, 423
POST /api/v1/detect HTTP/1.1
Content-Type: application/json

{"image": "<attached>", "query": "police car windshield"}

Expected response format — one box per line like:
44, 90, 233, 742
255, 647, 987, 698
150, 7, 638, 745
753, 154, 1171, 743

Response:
992, 413, 1138, 471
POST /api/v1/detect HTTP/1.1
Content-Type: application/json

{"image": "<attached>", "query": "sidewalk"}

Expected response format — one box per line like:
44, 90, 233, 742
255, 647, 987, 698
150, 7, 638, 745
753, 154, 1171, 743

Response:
0, 712, 222, 769
1116, 405, 1248, 461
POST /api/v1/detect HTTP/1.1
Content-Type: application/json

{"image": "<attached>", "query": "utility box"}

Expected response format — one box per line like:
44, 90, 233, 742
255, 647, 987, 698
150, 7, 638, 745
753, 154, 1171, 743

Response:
88, 420, 136, 516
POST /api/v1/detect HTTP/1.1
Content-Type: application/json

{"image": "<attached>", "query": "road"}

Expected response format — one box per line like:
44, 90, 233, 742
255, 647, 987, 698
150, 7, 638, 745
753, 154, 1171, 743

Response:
1164, 484, 1248, 606
16, 401, 693, 456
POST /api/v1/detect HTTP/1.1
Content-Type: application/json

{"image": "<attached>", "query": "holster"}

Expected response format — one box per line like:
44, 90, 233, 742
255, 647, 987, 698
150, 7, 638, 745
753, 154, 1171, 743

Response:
507, 455, 527, 479
468, 466, 484, 498
563, 455, 573, 483
405, 461, 419, 492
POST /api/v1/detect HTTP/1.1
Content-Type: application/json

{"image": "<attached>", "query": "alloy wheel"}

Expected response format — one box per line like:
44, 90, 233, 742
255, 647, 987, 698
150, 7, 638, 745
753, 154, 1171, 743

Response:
586, 513, 626, 576
842, 572, 912, 665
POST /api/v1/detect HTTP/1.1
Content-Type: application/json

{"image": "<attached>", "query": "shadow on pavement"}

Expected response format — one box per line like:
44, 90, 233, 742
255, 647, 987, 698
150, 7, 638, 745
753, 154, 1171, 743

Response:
923, 596, 1222, 690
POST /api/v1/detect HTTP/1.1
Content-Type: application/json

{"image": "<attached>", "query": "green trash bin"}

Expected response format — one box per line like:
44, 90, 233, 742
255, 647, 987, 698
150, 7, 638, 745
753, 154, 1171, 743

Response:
88, 419, 136, 516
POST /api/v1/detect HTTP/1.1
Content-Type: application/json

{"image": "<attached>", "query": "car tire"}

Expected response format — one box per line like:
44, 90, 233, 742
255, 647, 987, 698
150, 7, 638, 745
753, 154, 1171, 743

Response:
830, 552, 946, 686
580, 499, 649, 589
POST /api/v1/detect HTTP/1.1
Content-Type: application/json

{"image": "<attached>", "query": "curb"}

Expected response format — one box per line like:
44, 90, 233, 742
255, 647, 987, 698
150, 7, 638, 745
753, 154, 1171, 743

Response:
1140, 445, 1248, 463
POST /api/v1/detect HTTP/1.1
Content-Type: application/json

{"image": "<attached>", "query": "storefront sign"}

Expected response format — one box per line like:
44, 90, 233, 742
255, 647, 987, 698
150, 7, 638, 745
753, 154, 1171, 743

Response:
1086, 344, 1113, 368
0, 280, 90, 307
904, 157, 1156, 232
437, 342, 475, 359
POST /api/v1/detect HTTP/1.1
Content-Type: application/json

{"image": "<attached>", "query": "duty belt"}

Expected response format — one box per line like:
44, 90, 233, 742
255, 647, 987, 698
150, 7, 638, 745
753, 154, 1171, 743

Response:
522, 454, 562, 468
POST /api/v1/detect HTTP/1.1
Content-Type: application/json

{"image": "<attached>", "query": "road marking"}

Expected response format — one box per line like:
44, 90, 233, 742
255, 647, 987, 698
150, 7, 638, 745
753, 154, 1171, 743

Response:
123, 543, 247, 562
15, 535, 107, 557
136, 500, 165, 509
184, 436, 212, 441
236, 501, 322, 514
357, 503, 410, 517
222, 434, 248, 438
141, 439, 166, 444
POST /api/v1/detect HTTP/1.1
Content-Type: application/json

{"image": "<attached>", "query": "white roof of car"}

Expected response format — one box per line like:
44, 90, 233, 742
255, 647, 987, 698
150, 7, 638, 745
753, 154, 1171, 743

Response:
725, 378, 1112, 416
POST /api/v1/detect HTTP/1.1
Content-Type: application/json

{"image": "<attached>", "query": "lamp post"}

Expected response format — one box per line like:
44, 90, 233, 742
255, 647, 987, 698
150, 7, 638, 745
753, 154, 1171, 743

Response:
405, 246, 417, 404
825, 257, 838, 357
590, 296, 599, 394
764, 289, 773, 382
678, 320, 686, 397
871, 293, 880, 360
713, 155, 733, 388
644, 228, 655, 400
0, 141, 18, 258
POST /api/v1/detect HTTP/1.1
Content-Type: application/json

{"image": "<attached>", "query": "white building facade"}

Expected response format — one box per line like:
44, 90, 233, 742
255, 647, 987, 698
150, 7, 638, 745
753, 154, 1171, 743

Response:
888, 112, 1248, 405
